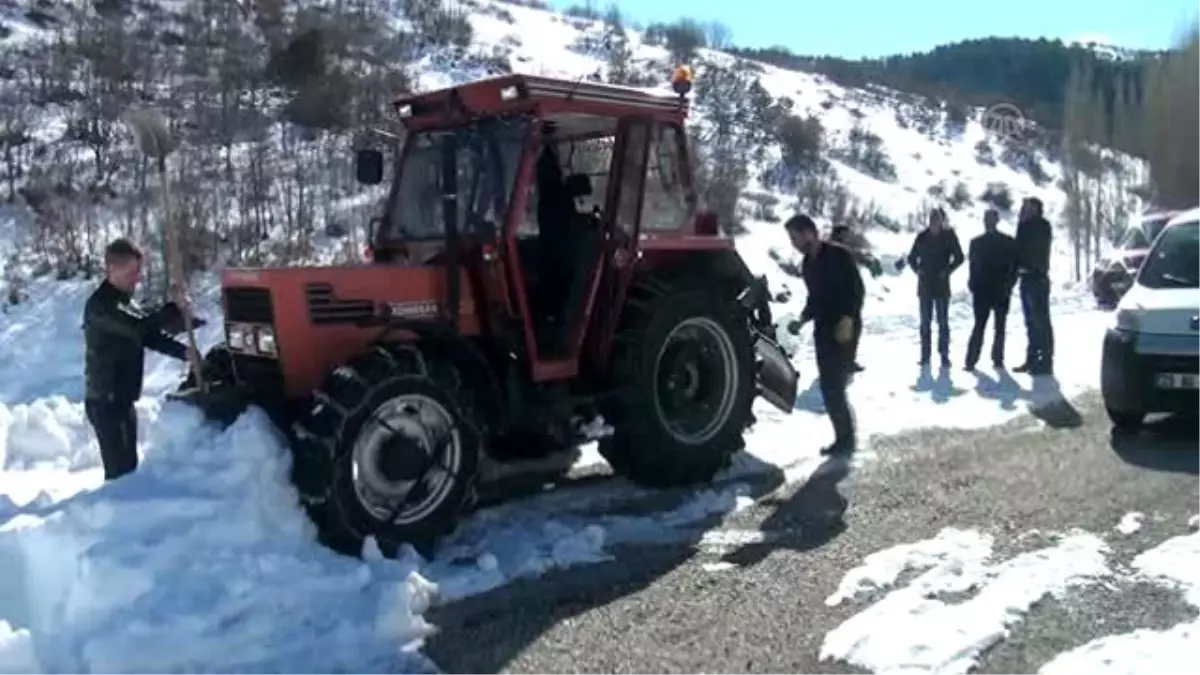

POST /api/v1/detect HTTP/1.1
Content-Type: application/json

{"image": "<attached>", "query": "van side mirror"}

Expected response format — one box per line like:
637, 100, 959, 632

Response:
355, 149, 384, 185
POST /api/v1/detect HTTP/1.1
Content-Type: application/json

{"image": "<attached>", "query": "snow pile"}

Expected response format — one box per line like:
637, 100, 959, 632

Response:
820, 527, 1111, 674
1037, 529, 1200, 675
0, 402, 437, 673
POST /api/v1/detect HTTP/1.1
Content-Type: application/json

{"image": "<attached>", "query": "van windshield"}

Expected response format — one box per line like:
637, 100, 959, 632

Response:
1138, 220, 1199, 289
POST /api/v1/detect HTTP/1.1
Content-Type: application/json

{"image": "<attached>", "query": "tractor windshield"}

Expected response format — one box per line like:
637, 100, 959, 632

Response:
382, 117, 529, 242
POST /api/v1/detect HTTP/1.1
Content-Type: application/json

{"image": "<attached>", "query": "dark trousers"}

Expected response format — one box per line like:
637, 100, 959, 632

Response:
849, 312, 863, 363
966, 291, 1010, 367
815, 328, 855, 443
85, 399, 139, 480
918, 294, 951, 362
1019, 274, 1054, 366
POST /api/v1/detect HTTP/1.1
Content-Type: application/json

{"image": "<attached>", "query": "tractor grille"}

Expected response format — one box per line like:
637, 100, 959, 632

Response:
305, 282, 376, 325
233, 354, 285, 401
224, 287, 275, 324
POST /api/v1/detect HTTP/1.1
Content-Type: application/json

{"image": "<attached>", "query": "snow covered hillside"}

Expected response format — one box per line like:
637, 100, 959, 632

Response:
0, 0, 1142, 671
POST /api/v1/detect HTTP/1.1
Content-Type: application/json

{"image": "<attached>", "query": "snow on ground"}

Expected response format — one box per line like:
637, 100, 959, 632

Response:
821, 524, 1200, 675
820, 528, 1111, 674
1036, 528, 1200, 675
1115, 512, 1145, 535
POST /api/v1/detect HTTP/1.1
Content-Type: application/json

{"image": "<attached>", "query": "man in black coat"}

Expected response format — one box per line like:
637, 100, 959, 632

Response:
906, 207, 964, 367
83, 239, 189, 480
964, 209, 1018, 370
1013, 197, 1054, 375
785, 215, 865, 456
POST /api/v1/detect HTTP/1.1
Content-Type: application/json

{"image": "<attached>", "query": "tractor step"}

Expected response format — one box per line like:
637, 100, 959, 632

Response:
168, 383, 252, 428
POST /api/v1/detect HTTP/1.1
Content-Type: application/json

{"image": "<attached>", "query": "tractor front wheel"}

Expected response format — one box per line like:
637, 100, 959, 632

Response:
599, 278, 755, 487
296, 345, 481, 557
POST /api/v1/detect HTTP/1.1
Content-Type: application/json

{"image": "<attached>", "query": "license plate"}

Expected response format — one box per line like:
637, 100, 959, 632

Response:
1156, 372, 1199, 390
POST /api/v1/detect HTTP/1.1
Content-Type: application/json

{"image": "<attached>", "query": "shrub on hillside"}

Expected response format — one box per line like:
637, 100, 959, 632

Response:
947, 181, 972, 209
662, 18, 706, 63
832, 126, 897, 182
973, 139, 995, 166
979, 182, 1013, 211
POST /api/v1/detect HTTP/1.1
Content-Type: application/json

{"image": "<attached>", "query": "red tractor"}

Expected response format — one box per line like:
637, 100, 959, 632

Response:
180, 72, 798, 555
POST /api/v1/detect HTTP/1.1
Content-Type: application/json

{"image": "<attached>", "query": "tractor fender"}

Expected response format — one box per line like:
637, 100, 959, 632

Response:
371, 318, 507, 433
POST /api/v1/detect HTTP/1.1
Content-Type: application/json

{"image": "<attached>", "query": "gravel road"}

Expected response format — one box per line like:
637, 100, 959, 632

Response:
426, 389, 1198, 674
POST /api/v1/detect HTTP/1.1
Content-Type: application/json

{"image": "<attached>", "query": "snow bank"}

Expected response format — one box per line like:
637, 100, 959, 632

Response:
821, 528, 1111, 674
0, 402, 437, 673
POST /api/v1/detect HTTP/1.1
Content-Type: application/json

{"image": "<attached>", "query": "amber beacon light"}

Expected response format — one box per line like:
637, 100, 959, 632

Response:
671, 65, 693, 97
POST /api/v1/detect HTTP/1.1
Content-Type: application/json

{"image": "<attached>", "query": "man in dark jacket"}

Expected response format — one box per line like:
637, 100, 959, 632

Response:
84, 239, 188, 480
829, 225, 879, 373
906, 207, 964, 367
964, 209, 1018, 370
785, 215, 865, 456
1013, 197, 1054, 375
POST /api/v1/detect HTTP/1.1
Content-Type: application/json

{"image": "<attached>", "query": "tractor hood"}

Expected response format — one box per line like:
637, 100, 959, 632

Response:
219, 265, 481, 397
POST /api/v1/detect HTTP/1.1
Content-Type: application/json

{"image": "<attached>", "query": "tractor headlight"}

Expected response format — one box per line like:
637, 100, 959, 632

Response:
228, 323, 254, 351
255, 326, 277, 356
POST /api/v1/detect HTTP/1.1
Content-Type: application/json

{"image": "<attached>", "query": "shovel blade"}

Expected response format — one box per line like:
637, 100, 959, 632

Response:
753, 332, 798, 413
168, 383, 251, 428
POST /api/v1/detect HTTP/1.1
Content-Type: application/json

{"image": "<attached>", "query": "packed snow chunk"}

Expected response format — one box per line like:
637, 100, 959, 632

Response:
0, 397, 97, 472
1114, 512, 1144, 535
0, 620, 41, 674
820, 529, 1111, 674
1038, 531, 1200, 675
1188, 514, 1199, 530
0, 403, 437, 673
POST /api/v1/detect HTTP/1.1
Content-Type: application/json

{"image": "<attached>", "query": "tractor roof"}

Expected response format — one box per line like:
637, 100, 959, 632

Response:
393, 73, 690, 131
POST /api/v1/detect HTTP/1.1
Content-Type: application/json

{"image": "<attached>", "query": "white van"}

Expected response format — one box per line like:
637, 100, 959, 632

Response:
1101, 206, 1200, 429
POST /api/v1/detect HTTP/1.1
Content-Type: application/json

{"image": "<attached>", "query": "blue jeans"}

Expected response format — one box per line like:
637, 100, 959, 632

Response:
1019, 274, 1054, 365
918, 294, 950, 362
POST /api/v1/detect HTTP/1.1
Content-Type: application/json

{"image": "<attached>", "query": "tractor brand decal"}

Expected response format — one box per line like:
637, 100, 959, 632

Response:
379, 300, 440, 320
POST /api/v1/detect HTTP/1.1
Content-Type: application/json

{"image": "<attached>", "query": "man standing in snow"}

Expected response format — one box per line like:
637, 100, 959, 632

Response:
964, 209, 1018, 370
784, 215, 864, 456
83, 239, 189, 480
905, 207, 964, 368
829, 225, 880, 373
1013, 197, 1054, 375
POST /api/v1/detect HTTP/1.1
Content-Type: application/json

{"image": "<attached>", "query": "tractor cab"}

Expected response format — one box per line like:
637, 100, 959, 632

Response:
352, 72, 720, 371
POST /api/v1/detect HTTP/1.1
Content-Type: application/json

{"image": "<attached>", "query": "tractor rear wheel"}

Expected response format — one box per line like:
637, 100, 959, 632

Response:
294, 345, 481, 557
599, 277, 755, 487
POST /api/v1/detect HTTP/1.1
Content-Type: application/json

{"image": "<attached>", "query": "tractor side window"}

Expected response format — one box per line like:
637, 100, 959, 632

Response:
641, 124, 694, 231
517, 136, 614, 237
613, 120, 650, 236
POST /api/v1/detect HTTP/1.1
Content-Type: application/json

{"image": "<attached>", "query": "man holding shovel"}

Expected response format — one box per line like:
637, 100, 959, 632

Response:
82, 238, 195, 480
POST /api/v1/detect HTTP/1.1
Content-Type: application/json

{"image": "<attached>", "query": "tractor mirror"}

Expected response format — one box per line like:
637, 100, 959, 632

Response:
355, 149, 384, 185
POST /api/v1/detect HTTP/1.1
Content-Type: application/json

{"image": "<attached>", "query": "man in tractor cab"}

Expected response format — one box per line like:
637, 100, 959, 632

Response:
535, 122, 592, 353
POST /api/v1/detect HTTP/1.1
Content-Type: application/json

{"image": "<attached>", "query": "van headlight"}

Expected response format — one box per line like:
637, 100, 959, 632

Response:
1112, 307, 1140, 334
255, 326, 277, 355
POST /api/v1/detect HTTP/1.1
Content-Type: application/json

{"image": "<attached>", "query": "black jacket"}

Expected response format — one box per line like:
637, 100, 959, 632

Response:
906, 228, 964, 298
800, 241, 865, 328
968, 230, 1018, 298
1014, 215, 1052, 278
83, 281, 187, 404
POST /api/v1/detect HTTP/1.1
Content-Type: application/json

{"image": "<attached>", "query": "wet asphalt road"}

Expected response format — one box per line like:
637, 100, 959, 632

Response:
425, 389, 1198, 674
